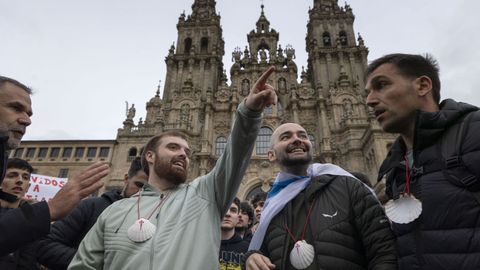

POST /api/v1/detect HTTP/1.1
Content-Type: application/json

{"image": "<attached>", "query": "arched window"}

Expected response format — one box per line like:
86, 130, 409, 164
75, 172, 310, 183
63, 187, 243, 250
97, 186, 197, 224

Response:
184, 37, 192, 54
256, 127, 273, 155
200, 37, 208, 53
128, 147, 137, 157
308, 134, 316, 154
215, 136, 227, 156
339, 31, 348, 46
322, 32, 331, 47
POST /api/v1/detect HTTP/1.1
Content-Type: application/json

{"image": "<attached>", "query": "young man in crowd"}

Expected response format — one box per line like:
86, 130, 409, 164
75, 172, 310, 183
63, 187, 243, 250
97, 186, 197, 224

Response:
250, 192, 266, 234
37, 157, 147, 270
219, 197, 249, 269
236, 201, 255, 241
366, 53, 480, 269
0, 158, 39, 269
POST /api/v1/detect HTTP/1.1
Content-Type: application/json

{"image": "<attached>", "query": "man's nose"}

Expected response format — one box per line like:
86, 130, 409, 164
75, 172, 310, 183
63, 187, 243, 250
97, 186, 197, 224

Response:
18, 115, 31, 127
366, 92, 377, 108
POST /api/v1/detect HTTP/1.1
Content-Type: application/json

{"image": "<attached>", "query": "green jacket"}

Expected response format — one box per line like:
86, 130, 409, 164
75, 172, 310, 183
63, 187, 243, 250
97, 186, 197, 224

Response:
68, 101, 262, 270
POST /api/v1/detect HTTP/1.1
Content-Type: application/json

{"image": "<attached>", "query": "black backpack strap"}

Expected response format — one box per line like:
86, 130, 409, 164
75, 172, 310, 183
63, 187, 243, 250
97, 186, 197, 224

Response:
438, 112, 480, 204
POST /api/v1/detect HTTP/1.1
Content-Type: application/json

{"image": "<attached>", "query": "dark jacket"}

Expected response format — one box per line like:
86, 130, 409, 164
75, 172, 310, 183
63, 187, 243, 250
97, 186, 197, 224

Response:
0, 207, 41, 270
36, 189, 123, 270
0, 142, 51, 257
256, 174, 397, 270
220, 233, 249, 269
379, 99, 480, 270
1, 135, 7, 181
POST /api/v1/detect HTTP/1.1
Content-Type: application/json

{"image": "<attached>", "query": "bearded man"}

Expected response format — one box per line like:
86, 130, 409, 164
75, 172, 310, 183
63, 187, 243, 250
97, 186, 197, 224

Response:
244, 123, 397, 270
68, 67, 277, 270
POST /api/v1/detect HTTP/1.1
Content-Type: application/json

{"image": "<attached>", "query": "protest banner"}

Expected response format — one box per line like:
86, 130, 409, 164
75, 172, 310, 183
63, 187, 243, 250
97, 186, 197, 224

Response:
25, 174, 68, 202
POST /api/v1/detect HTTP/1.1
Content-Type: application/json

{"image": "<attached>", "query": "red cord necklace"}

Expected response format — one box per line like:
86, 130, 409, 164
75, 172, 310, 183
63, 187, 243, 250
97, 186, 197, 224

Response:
283, 198, 317, 269
403, 154, 412, 195
127, 191, 170, 243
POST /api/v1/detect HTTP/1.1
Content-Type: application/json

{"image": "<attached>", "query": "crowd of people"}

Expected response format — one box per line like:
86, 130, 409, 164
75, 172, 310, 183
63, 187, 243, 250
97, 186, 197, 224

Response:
0, 53, 479, 270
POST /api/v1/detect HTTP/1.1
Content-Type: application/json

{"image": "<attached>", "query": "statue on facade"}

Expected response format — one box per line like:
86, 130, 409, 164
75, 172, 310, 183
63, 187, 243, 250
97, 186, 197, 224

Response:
343, 99, 353, 117
259, 49, 268, 62
127, 103, 136, 120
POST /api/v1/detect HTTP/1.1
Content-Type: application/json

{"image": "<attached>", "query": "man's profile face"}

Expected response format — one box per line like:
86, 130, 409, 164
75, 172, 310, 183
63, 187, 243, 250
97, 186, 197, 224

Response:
0, 82, 32, 149
268, 123, 312, 167
365, 63, 420, 134
221, 202, 239, 231
123, 170, 148, 198
150, 136, 190, 185
1, 167, 31, 198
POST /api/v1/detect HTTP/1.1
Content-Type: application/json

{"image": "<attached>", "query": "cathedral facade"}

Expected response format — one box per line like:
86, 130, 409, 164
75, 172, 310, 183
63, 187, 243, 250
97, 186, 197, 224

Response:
15, 0, 395, 199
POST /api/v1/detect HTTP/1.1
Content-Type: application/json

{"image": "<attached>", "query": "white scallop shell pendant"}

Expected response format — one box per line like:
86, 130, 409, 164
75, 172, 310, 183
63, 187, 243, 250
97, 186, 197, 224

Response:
127, 218, 156, 243
385, 194, 422, 224
289, 240, 315, 269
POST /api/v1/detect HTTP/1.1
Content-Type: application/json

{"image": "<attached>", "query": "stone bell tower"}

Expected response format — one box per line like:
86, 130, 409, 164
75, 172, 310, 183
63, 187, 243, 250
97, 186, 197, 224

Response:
305, 0, 395, 178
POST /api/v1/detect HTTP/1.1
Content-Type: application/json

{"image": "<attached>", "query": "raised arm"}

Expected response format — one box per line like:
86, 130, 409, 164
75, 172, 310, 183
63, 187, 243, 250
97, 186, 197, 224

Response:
200, 67, 277, 216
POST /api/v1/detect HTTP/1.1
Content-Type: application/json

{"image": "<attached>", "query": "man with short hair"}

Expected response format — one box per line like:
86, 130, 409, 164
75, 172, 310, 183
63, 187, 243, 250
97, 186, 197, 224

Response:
236, 201, 254, 241
0, 158, 39, 269
245, 123, 396, 270
37, 157, 147, 270
68, 67, 277, 269
0, 76, 109, 255
220, 197, 249, 269
365, 53, 480, 269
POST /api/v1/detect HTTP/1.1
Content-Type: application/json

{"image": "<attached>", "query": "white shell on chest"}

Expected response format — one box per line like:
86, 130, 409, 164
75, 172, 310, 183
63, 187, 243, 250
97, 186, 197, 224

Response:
289, 240, 315, 269
385, 194, 422, 224
127, 218, 156, 243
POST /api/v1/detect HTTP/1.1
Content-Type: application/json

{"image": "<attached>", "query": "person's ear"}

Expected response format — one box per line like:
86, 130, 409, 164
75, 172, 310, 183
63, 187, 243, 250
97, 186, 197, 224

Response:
267, 149, 276, 162
145, 150, 155, 163
123, 173, 129, 184
415, 75, 433, 97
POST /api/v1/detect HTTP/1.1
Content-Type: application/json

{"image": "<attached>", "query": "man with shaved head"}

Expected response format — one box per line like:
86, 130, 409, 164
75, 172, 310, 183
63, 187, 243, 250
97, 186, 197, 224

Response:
244, 123, 397, 270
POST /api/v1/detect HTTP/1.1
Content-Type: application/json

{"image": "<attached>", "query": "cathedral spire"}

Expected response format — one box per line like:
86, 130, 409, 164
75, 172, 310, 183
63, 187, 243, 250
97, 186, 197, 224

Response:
255, 4, 270, 33
190, 0, 218, 20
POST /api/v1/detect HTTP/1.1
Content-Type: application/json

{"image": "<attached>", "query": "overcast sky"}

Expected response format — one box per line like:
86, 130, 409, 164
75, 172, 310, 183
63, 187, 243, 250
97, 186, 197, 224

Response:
1, 0, 479, 140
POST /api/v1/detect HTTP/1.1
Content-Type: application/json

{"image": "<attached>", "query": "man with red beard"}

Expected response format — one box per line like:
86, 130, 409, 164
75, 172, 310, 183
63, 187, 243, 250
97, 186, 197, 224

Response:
69, 67, 277, 270
244, 123, 397, 270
